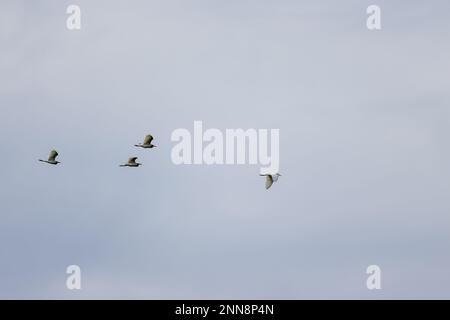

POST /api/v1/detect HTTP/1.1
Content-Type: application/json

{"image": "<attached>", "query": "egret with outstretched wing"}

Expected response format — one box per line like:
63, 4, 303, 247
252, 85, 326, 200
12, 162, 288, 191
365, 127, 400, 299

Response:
260, 173, 281, 190
39, 150, 60, 165
120, 157, 142, 167
135, 134, 156, 148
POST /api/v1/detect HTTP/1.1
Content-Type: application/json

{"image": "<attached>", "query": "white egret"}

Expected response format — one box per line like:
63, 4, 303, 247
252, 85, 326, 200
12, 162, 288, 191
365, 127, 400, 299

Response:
39, 150, 60, 165
135, 134, 156, 148
260, 173, 281, 189
120, 157, 142, 167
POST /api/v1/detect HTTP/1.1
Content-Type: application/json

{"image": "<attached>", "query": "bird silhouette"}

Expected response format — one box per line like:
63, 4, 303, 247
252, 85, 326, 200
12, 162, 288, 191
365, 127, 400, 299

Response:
39, 150, 60, 165
260, 173, 281, 189
120, 157, 142, 167
135, 134, 156, 148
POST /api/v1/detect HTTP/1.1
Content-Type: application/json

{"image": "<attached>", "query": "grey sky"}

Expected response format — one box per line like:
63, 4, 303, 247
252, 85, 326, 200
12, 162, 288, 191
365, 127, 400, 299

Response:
1, 0, 450, 298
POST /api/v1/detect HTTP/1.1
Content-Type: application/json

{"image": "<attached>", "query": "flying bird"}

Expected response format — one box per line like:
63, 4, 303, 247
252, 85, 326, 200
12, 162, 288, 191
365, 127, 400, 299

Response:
260, 173, 281, 189
135, 134, 156, 148
39, 150, 60, 165
120, 157, 142, 167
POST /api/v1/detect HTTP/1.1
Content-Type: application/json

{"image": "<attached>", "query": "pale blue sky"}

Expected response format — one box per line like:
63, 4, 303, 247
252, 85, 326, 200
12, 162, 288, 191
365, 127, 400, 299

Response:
1, 0, 450, 298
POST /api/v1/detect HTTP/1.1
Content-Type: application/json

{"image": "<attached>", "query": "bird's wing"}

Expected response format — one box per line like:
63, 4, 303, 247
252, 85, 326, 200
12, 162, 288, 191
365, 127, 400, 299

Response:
265, 175, 273, 189
48, 150, 58, 161
128, 157, 138, 164
143, 134, 153, 145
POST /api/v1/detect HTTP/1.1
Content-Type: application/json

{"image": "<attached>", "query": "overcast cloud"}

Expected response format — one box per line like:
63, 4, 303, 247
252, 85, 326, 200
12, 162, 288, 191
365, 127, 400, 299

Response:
1, 0, 450, 299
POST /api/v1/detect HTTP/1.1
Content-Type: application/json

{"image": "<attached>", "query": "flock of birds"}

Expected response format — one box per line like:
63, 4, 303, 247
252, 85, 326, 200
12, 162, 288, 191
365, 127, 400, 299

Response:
39, 134, 281, 189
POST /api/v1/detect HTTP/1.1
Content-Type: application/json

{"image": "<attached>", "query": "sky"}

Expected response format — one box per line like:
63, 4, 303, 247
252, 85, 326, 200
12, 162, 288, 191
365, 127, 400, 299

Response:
1, 0, 450, 299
